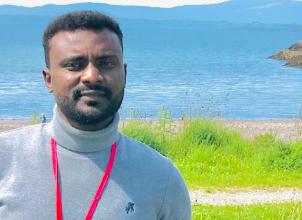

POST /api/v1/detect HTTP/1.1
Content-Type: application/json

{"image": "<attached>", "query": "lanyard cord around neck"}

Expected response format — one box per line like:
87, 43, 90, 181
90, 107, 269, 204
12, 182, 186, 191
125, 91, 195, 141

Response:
50, 138, 117, 220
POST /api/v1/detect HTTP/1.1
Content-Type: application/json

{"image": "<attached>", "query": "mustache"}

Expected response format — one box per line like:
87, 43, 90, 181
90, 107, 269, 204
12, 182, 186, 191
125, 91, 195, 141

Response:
73, 84, 112, 100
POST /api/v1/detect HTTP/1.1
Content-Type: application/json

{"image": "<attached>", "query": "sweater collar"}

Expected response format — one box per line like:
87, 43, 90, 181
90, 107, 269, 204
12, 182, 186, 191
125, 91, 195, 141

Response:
50, 105, 119, 153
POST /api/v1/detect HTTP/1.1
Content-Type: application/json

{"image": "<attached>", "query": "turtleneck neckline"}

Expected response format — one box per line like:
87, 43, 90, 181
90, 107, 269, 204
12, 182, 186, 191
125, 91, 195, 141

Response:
49, 105, 120, 153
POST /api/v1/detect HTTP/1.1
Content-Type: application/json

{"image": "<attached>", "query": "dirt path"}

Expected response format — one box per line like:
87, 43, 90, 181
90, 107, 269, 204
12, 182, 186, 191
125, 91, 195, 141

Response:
189, 188, 302, 205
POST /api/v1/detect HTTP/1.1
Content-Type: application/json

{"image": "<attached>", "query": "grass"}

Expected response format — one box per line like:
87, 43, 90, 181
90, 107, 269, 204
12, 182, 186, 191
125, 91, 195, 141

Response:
120, 109, 302, 218
192, 202, 302, 220
120, 117, 302, 189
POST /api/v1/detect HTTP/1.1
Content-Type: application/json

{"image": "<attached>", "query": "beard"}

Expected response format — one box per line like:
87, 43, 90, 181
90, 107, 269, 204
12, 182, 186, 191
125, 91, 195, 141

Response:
55, 84, 124, 125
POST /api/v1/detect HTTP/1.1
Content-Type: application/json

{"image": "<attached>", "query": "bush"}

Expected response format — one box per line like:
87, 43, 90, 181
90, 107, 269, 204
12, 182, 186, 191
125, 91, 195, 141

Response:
181, 119, 244, 148
254, 134, 302, 171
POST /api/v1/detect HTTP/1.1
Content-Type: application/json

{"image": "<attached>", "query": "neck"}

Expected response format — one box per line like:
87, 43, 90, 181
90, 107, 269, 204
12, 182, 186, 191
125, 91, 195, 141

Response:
57, 108, 114, 131
50, 105, 120, 152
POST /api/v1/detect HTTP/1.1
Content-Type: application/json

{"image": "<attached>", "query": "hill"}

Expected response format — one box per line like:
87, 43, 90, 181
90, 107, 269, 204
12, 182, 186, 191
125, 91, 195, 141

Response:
0, 0, 301, 24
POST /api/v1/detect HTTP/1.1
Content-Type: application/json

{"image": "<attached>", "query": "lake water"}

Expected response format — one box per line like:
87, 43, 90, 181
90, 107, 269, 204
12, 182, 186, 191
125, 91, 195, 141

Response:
0, 15, 302, 119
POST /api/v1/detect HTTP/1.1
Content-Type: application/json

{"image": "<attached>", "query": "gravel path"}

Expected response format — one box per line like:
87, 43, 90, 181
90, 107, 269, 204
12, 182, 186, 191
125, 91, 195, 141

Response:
189, 188, 302, 205
218, 119, 302, 141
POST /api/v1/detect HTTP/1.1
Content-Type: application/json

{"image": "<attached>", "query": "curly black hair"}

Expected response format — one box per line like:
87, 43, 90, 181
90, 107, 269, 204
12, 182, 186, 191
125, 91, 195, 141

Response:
42, 10, 123, 67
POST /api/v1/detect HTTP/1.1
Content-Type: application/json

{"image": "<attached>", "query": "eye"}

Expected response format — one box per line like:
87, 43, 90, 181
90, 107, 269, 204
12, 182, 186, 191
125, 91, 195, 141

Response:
65, 60, 87, 71
97, 57, 118, 70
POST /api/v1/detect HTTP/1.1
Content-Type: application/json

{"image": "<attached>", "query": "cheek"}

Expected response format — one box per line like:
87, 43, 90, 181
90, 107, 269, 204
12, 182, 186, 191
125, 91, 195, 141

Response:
51, 73, 79, 94
106, 70, 125, 87
107, 76, 125, 93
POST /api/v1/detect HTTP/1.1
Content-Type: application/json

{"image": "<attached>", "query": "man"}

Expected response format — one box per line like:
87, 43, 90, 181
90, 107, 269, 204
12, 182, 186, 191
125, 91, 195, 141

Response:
0, 11, 191, 219
40, 112, 47, 124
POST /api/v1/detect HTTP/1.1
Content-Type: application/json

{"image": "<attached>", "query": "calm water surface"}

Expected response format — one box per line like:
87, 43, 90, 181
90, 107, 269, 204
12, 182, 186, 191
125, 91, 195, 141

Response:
0, 16, 301, 119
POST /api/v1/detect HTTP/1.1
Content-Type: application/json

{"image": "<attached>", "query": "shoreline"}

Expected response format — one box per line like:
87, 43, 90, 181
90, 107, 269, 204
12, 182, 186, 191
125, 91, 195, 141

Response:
1, 118, 302, 141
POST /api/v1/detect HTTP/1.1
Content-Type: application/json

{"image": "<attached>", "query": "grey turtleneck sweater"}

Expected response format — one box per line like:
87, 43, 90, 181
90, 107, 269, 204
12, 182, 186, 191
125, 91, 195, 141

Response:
0, 107, 191, 219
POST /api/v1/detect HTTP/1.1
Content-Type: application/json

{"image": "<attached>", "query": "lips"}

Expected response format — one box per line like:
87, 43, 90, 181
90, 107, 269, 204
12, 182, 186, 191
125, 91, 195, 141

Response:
73, 86, 112, 101
80, 90, 106, 97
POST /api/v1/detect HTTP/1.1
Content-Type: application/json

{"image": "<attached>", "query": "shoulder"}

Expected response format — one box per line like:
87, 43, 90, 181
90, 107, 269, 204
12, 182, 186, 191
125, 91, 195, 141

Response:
1, 123, 41, 138
117, 134, 172, 169
0, 124, 50, 184
0, 123, 50, 150
0, 122, 44, 134
117, 134, 188, 179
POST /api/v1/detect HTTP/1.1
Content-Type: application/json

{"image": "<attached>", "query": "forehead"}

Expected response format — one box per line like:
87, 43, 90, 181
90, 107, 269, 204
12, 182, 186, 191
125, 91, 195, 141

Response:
48, 29, 122, 60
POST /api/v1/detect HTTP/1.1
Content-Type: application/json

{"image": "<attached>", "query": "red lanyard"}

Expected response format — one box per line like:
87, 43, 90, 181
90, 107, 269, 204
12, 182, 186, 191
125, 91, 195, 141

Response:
50, 138, 117, 220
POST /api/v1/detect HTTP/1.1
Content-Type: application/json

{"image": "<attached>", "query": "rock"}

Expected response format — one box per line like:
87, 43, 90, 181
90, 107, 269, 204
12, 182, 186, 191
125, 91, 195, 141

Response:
271, 40, 302, 68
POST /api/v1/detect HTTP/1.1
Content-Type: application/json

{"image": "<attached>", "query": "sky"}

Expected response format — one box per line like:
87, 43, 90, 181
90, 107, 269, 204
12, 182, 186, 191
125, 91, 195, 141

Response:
0, 0, 228, 8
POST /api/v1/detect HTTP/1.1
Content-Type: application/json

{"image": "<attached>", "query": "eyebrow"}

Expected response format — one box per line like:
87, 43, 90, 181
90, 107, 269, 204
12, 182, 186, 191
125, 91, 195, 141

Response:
95, 54, 119, 60
97, 50, 122, 59
59, 52, 121, 66
59, 56, 86, 66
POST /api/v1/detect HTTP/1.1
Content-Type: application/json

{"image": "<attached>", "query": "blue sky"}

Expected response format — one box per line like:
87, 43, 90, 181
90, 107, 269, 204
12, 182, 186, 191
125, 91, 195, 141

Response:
0, 0, 228, 8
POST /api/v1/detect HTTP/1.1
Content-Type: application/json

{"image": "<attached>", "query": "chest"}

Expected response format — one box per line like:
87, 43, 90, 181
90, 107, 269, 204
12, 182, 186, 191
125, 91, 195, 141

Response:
0, 153, 162, 220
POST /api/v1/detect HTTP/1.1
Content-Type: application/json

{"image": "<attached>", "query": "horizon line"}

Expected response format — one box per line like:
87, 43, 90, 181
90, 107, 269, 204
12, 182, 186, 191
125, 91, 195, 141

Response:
0, 0, 228, 9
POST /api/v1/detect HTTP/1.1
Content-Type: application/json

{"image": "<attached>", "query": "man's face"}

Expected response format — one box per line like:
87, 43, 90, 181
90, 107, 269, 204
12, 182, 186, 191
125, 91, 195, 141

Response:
43, 29, 126, 130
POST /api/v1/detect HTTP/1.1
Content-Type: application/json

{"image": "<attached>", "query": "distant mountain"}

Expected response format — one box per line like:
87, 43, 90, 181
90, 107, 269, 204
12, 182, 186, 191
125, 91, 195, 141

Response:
0, 0, 301, 24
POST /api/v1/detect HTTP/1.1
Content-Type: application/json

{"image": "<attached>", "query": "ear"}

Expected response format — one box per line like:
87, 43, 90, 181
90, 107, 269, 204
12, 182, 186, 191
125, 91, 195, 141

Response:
42, 68, 53, 93
124, 63, 127, 85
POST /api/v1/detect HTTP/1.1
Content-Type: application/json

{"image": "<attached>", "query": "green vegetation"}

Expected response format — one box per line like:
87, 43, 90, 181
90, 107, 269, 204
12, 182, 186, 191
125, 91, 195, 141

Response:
31, 112, 40, 124
120, 116, 302, 189
192, 203, 302, 220
121, 112, 302, 219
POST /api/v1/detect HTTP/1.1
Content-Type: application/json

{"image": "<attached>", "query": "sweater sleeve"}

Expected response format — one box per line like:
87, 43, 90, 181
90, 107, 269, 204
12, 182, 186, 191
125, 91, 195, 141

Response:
157, 161, 192, 220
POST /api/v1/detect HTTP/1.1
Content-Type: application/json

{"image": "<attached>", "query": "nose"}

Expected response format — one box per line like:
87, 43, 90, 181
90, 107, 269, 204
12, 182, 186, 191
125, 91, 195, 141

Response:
81, 62, 103, 84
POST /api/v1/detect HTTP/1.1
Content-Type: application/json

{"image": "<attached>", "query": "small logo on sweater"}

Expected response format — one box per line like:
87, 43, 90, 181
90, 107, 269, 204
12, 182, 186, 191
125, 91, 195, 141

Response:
125, 202, 135, 214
